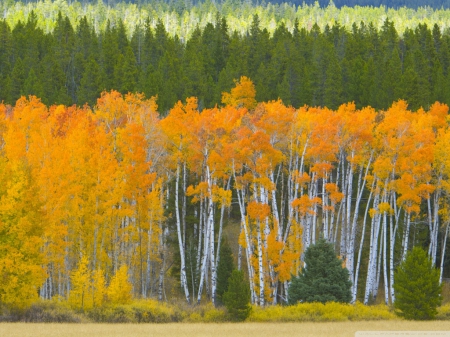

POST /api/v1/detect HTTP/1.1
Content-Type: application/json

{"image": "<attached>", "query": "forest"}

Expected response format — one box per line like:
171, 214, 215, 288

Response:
2, 1, 450, 312
3, 3, 450, 114
2, 78, 450, 309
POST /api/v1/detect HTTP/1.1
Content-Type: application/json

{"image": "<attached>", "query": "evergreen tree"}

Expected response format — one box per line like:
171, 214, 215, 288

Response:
10, 57, 26, 102
77, 56, 104, 107
288, 239, 351, 304
23, 68, 44, 99
222, 270, 251, 321
115, 46, 138, 94
216, 238, 234, 304
393, 246, 442, 320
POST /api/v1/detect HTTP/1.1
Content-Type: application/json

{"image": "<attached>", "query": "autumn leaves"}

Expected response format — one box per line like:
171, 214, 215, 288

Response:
1, 76, 450, 309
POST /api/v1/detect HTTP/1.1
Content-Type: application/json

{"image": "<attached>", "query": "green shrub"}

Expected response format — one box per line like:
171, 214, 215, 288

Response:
222, 270, 251, 322
394, 246, 442, 320
288, 239, 352, 304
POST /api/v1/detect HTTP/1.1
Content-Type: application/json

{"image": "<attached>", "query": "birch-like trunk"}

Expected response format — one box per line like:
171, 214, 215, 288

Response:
364, 182, 381, 304
353, 186, 373, 302
440, 222, 450, 284
175, 163, 190, 303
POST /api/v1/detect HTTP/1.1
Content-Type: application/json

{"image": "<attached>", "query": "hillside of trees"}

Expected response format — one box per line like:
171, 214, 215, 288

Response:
285, 0, 450, 9
2, 79, 450, 309
2, 3, 450, 311
10, 0, 450, 10
2, 10, 450, 114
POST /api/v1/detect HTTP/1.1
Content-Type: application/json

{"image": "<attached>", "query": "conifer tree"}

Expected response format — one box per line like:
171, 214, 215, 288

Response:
222, 270, 251, 321
288, 239, 351, 304
216, 239, 234, 304
394, 247, 442, 320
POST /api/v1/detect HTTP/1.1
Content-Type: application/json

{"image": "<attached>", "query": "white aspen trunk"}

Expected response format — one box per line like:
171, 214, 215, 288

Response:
270, 170, 281, 240
322, 172, 329, 240
216, 177, 231, 266
158, 226, 167, 301
175, 164, 190, 303
196, 198, 203, 274
256, 218, 265, 306
374, 228, 382, 299
340, 155, 347, 257
428, 188, 440, 266
389, 191, 400, 303
284, 139, 307, 245
440, 222, 449, 284
280, 170, 286, 238
353, 186, 374, 303
196, 204, 210, 303
382, 211, 389, 305
182, 162, 187, 252
345, 159, 354, 288
234, 176, 256, 304
238, 245, 242, 271
348, 153, 372, 298
401, 212, 411, 261
311, 178, 318, 245
207, 170, 216, 305
364, 184, 380, 304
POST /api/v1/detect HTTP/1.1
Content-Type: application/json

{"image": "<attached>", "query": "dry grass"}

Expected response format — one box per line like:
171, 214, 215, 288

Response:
2, 321, 450, 337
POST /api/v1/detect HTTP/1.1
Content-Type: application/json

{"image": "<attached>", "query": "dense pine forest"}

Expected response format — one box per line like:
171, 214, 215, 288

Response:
3, 0, 450, 315
2, 3, 450, 113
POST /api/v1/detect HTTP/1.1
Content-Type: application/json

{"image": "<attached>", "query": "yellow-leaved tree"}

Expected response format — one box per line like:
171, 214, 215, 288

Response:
107, 265, 132, 305
92, 269, 106, 308
69, 256, 92, 311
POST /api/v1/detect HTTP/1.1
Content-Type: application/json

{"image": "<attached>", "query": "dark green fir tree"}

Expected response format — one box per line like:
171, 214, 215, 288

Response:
288, 239, 351, 304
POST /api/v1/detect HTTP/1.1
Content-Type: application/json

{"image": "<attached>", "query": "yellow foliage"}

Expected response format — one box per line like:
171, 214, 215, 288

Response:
186, 303, 227, 323
221, 76, 257, 110
107, 265, 132, 305
92, 269, 106, 308
69, 256, 92, 311
248, 302, 396, 322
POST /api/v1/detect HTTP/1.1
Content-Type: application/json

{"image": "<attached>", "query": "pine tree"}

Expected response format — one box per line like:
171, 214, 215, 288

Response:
393, 246, 442, 320
216, 239, 234, 305
222, 270, 251, 321
10, 57, 26, 102
77, 56, 104, 107
288, 239, 351, 304
23, 68, 44, 99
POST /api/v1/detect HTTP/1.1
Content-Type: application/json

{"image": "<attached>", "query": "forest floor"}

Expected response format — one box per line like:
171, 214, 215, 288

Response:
2, 321, 450, 337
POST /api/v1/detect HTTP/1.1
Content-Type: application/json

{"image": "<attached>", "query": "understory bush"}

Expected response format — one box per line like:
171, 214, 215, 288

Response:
0, 299, 86, 323
436, 304, 450, 320
248, 302, 396, 322
185, 303, 227, 322
87, 300, 182, 323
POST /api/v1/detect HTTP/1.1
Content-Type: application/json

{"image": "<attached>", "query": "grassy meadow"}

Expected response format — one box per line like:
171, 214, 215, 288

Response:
2, 321, 450, 337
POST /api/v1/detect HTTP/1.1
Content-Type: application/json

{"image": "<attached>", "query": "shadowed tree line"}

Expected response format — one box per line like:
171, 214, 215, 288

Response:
1, 12, 450, 113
